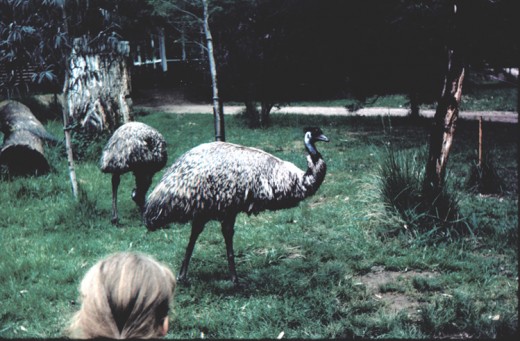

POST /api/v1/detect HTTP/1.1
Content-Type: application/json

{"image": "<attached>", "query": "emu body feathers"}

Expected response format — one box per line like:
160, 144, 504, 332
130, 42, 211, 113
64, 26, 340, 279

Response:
143, 127, 328, 285
100, 122, 167, 224
145, 141, 323, 228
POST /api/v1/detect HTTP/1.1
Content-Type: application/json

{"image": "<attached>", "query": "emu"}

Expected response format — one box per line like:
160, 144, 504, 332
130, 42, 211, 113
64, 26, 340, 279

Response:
100, 122, 167, 225
144, 127, 329, 286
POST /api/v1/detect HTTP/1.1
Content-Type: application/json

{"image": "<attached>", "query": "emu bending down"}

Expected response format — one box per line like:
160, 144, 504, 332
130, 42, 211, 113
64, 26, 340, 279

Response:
100, 122, 167, 225
144, 127, 328, 285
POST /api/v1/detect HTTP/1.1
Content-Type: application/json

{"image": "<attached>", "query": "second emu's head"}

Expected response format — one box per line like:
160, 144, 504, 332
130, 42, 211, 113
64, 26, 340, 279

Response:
303, 127, 329, 159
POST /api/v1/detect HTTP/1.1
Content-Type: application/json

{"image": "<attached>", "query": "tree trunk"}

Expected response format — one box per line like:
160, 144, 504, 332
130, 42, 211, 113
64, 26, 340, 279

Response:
64, 38, 132, 134
260, 101, 273, 127
61, 70, 79, 198
60, 2, 79, 199
202, 0, 225, 142
424, 49, 465, 193
409, 91, 420, 119
0, 100, 53, 176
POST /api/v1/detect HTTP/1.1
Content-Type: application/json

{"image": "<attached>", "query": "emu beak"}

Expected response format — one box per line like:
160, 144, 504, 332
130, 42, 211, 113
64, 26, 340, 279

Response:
318, 134, 329, 142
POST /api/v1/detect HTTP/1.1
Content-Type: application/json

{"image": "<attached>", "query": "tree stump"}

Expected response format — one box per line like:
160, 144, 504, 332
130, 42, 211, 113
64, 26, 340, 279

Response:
64, 38, 133, 133
0, 100, 54, 176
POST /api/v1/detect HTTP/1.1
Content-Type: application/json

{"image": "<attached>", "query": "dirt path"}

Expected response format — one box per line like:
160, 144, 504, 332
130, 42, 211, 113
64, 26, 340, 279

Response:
135, 103, 518, 124
132, 89, 517, 123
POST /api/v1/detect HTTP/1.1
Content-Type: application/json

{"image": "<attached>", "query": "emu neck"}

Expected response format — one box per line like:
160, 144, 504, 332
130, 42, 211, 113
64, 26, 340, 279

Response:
303, 142, 326, 196
305, 140, 321, 164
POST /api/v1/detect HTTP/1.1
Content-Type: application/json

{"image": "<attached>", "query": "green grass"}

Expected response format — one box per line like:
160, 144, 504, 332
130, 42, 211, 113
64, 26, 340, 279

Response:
0, 111, 517, 338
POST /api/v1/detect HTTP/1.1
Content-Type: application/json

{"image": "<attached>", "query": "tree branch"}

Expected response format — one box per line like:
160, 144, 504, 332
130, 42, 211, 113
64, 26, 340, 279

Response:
169, 3, 203, 23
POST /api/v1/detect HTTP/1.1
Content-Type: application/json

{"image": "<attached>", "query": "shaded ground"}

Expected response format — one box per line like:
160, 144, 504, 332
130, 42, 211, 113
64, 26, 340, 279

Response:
133, 89, 518, 123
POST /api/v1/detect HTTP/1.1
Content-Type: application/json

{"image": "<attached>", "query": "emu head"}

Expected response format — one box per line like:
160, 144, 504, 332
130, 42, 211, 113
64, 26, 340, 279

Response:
303, 127, 329, 161
304, 127, 329, 144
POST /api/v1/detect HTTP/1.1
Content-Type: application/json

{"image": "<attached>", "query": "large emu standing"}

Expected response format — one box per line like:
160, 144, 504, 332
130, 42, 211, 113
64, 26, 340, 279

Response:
144, 127, 329, 285
100, 122, 167, 225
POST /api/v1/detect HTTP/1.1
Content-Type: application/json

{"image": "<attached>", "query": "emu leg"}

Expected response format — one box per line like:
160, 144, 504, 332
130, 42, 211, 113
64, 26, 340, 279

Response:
132, 172, 152, 212
178, 218, 206, 283
111, 174, 121, 225
221, 214, 239, 285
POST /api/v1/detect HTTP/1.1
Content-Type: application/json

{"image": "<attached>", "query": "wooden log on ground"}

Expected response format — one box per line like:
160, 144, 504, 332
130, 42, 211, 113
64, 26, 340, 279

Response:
0, 100, 54, 176
0, 100, 57, 142
0, 130, 50, 176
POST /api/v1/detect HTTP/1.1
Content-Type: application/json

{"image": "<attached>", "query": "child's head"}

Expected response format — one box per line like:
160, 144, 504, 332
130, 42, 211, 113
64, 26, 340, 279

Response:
67, 252, 176, 339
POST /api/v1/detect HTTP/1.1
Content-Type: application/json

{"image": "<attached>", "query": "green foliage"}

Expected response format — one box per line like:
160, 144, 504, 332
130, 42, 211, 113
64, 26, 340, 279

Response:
0, 112, 517, 338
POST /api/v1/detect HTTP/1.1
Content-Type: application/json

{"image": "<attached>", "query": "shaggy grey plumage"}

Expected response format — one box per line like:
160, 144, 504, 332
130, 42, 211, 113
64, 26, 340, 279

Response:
144, 127, 329, 285
100, 121, 167, 225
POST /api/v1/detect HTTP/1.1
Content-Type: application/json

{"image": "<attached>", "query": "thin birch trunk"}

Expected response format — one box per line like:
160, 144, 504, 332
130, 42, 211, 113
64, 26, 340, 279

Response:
62, 72, 79, 199
202, 0, 225, 142
60, 2, 79, 199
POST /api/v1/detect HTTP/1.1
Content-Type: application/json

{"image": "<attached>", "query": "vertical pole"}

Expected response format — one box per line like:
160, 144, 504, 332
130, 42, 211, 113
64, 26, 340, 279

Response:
478, 116, 483, 167
151, 34, 156, 70
516, 69, 520, 214
159, 28, 168, 72
181, 30, 187, 61
137, 45, 142, 65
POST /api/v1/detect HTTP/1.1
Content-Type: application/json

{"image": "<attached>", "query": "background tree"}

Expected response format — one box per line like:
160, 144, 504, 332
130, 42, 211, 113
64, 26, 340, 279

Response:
0, 0, 65, 98
423, 0, 464, 196
146, 0, 225, 140
216, 0, 355, 127
216, 0, 290, 127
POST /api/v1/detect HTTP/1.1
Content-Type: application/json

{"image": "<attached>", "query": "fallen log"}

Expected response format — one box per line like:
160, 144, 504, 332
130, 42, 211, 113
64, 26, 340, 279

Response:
0, 129, 50, 176
0, 100, 58, 142
0, 100, 55, 176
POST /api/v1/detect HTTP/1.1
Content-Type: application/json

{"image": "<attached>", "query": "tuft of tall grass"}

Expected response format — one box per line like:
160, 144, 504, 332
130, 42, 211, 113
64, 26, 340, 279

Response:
466, 155, 504, 194
378, 147, 471, 243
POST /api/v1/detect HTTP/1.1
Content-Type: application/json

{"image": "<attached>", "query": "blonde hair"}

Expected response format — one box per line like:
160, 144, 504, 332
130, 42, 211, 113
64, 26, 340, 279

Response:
66, 252, 176, 339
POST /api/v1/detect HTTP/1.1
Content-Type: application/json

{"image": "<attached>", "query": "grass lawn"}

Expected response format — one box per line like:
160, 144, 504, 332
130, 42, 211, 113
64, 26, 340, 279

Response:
0, 110, 517, 338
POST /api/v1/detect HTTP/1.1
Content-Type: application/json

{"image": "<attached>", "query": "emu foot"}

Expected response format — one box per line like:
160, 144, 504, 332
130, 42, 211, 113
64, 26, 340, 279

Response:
177, 274, 191, 287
